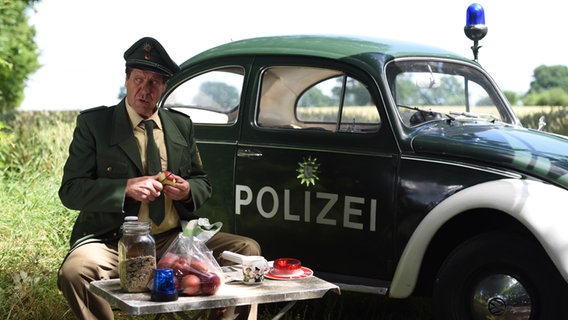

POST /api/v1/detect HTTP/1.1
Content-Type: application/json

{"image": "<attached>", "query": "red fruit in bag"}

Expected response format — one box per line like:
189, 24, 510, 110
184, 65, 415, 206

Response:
157, 252, 180, 269
190, 259, 209, 273
173, 258, 192, 276
200, 272, 221, 295
180, 274, 201, 295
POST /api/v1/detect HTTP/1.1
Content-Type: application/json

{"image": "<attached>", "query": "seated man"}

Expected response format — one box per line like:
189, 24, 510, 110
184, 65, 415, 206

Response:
57, 36, 260, 320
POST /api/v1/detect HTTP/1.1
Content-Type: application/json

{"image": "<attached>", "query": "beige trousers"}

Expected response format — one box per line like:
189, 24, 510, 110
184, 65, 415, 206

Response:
57, 231, 261, 320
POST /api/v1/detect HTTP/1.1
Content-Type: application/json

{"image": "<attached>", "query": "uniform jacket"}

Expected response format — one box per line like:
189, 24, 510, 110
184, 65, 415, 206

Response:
59, 99, 212, 249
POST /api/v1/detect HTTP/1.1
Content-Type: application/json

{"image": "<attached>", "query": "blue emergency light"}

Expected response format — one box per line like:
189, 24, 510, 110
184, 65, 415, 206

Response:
464, 3, 488, 61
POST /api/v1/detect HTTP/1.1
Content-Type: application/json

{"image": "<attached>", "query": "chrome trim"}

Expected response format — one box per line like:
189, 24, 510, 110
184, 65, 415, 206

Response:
195, 140, 237, 146
401, 155, 523, 179
235, 142, 394, 158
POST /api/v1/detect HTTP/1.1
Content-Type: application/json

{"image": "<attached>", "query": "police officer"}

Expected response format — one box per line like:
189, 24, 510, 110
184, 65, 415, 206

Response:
57, 37, 260, 320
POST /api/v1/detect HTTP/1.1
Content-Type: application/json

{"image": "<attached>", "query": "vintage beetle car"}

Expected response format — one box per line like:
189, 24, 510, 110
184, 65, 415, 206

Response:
160, 35, 568, 319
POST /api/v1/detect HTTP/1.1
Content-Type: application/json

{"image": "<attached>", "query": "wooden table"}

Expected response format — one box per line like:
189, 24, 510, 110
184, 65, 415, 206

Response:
89, 275, 339, 319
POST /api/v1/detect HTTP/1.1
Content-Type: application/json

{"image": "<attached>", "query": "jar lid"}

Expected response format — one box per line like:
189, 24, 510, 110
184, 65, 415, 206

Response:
124, 216, 139, 222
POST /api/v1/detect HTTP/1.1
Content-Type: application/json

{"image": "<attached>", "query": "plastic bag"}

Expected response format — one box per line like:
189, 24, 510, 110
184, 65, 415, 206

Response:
155, 218, 224, 296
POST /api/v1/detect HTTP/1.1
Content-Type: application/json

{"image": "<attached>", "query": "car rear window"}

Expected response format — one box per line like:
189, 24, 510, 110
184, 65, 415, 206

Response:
257, 66, 381, 133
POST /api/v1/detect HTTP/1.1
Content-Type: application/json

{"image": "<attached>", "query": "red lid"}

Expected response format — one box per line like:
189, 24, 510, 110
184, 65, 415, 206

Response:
273, 258, 302, 273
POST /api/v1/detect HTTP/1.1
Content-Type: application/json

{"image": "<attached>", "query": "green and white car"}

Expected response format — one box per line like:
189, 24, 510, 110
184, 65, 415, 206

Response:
160, 34, 568, 319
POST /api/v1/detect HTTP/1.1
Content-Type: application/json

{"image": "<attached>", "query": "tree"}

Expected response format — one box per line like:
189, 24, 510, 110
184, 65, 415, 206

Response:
0, 0, 41, 113
198, 81, 239, 112
503, 90, 520, 106
528, 65, 568, 94
298, 86, 335, 107
522, 65, 568, 106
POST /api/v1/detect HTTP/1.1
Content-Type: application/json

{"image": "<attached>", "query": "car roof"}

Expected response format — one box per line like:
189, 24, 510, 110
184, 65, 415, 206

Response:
179, 34, 475, 69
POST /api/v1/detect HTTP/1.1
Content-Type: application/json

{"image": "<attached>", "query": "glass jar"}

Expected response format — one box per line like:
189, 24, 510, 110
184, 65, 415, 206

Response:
118, 217, 156, 292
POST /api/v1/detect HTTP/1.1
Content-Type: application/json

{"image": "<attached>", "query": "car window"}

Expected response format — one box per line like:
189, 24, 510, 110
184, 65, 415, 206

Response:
387, 60, 514, 127
257, 66, 381, 133
162, 67, 244, 124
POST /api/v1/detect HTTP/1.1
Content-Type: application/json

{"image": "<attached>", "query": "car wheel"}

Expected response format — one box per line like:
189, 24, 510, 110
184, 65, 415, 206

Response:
433, 231, 568, 320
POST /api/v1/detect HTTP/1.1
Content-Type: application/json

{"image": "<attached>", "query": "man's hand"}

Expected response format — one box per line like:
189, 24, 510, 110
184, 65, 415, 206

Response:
159, 172, 191, 201
125, 176, 163, 203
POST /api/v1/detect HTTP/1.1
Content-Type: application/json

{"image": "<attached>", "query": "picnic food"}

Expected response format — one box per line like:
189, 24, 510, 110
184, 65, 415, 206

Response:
118, 220, 156, 292
200, 272, 221, 295
180, 274, 201, 295
157, 252, 222, 296
119, 255, 155, 292
158, 170, 175, 185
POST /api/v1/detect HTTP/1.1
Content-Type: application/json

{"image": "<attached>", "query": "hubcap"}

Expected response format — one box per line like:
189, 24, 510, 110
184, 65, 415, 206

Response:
471, 274, 532, 320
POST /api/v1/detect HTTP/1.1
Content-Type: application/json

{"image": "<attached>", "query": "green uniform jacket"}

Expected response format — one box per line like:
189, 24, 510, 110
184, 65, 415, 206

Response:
59, 99, 212, 249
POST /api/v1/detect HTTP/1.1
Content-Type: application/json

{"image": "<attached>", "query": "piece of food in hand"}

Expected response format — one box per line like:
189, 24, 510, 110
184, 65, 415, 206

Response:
158, 171, 175, 185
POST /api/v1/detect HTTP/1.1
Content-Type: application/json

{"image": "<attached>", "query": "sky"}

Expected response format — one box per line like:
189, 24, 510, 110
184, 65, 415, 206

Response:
20, 0, 568, 110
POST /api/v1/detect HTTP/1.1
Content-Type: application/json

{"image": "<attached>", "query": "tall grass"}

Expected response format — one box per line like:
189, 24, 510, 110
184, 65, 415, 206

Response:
0, 107, 566, 319
0, 111, 78, 319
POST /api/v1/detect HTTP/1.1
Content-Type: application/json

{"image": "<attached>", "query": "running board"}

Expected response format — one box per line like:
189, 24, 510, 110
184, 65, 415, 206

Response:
314, 271, 390, 295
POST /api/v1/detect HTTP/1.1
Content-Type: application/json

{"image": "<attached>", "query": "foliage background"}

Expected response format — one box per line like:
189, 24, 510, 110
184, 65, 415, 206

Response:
0, 0, 40, 113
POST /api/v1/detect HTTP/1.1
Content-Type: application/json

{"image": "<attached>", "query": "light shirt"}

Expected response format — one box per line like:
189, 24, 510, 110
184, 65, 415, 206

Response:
125, 101, 180, 235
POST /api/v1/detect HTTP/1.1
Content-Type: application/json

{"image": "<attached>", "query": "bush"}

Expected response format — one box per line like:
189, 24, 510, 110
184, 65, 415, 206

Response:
517, 106, 568, 135
522, 87, 568, 107
0, 111, 78, 319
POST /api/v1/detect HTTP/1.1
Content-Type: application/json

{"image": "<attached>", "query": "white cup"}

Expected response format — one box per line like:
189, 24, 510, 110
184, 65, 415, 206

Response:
241, 255, 269, 284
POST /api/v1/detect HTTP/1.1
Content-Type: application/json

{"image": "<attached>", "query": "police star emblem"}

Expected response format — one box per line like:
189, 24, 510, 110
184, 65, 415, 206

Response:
297, 156, 320, 187
143, 42, 153, 60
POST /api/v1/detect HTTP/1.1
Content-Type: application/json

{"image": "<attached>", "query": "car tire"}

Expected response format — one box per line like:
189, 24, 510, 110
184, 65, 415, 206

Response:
433, 231, 568, 320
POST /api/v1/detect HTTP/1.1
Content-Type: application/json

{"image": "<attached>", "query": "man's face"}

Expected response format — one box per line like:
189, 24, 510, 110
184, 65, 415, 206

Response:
125, 69, 167, 118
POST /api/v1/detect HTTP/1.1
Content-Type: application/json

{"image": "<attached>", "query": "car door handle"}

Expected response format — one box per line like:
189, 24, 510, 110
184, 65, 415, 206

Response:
237, 148, 263, 158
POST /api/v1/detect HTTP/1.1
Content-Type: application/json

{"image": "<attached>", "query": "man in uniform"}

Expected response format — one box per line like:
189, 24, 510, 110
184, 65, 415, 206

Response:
58, 37, 260, 320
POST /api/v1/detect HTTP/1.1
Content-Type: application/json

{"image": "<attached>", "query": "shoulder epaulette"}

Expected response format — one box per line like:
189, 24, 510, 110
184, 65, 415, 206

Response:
80, 105, 108, 114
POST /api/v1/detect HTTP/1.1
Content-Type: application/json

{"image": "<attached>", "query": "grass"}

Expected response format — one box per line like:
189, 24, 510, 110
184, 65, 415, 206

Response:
0, 111, 77, 319
0, 107, 566, 319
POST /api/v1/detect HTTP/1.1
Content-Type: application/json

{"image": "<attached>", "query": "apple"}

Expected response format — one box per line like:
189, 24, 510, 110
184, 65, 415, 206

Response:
200, 272, 221, 295
158, 171, 175, 185
180, 274, 201, 295
190, 259, 209, 273
172, 258, 192, 276
157, 252, 180, 269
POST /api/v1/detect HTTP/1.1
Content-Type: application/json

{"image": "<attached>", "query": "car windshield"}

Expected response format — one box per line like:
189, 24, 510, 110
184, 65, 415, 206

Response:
386, 59, 516, 127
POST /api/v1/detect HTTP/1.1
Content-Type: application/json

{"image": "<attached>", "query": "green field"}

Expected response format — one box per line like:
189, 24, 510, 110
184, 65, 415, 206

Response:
0, 106, 566, 319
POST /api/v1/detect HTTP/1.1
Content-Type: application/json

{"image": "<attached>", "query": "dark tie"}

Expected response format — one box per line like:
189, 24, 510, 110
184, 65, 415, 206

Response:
143, 120, 165, 225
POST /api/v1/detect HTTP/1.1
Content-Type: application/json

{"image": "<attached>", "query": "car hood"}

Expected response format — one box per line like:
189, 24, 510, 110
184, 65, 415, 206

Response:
411, 122, 568, 188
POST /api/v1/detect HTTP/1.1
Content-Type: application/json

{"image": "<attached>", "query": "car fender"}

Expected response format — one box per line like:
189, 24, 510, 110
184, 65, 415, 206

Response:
388, 178, 568, 298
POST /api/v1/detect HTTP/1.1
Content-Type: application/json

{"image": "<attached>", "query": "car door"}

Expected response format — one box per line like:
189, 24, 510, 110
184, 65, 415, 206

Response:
234, 57, 401, 285
161, 61, 252, 231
